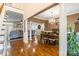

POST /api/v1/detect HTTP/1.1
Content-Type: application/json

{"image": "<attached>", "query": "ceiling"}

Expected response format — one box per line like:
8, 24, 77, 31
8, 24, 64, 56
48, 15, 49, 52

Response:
23, 3, 53, 19
34, 3, 79, 20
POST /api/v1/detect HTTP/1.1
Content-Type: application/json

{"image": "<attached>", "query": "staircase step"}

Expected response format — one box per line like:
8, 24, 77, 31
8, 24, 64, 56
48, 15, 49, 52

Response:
0, 35, 4, 44
0, 44, 3, 50
0, 39, 4, 44
0, 41, 4, 44
0, 50, 3, 54
0, 44, 3, 55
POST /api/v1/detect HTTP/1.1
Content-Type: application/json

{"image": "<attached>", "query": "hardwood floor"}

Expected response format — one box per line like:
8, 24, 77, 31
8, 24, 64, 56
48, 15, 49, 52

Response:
7, 38, 59, 56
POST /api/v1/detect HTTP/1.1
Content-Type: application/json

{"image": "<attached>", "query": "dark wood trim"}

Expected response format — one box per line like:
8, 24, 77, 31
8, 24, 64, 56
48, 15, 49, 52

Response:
28, 3, 59, 19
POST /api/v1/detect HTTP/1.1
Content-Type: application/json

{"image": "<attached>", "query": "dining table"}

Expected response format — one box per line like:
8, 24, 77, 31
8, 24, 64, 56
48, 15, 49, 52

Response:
40, 31, 59, 44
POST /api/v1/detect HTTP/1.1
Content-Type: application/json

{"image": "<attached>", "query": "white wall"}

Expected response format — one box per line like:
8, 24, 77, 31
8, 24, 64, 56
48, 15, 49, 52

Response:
30, 22, 44, 31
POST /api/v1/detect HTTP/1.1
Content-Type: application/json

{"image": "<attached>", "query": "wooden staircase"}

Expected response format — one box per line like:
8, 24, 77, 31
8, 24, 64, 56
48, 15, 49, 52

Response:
0, 3, 7, 56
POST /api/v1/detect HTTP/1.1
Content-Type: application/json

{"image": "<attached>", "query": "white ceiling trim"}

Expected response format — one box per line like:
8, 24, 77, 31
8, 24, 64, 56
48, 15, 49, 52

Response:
34, 16, 48, 20
67, 10, 79, 16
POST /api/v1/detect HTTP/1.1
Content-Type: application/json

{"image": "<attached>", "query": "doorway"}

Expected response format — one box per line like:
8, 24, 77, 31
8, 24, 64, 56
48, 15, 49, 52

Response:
5, 10, 23, 55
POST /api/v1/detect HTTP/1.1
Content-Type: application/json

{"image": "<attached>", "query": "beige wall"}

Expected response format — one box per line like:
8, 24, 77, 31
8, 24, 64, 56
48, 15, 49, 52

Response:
29, 17, 48, 30
47, 13, 79, 31
48, 23, 59, 30
30, 17, 59, 31
67, 13, 79, 29
6, 3, 24, 10
67, 13, 79, 32
8, 3, 53, 20
13, 3, 24, 10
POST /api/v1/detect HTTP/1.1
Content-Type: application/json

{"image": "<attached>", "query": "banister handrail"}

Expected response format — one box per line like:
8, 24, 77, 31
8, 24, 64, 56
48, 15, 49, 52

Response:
0, 3, 4, 14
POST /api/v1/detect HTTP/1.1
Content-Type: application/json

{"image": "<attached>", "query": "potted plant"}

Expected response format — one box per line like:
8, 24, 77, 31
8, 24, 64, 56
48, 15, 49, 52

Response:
67, 24, 79, 56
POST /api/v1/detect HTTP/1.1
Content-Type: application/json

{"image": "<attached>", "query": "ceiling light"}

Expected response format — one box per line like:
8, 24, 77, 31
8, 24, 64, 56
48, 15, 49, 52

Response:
48, 12, 56, 23
49, 18, 56, 23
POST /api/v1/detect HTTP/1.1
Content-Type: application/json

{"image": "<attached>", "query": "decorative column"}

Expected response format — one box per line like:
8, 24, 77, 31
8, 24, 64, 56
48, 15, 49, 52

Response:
29, 21, 32, 40
23, 19, 28, 43
59, 3, 67, 56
